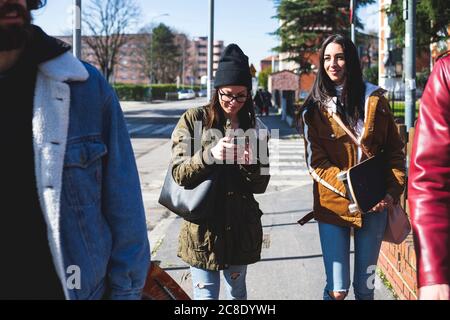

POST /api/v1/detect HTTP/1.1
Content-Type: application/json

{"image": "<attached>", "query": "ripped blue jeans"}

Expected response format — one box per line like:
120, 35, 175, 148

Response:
190, 265, 247, 300
318, 209, 387, 300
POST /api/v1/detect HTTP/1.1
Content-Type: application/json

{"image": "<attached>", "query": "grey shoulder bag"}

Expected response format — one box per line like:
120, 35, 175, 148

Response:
158, 164, 219, 222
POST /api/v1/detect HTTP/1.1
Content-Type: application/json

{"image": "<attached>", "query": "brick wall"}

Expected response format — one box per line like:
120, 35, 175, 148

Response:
378, 126, 418, 300
299, 72, 316, 93
270, 70, 300, 92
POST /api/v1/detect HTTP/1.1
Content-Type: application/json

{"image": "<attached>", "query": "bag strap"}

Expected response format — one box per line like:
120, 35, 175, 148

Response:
331, 112, 373, 158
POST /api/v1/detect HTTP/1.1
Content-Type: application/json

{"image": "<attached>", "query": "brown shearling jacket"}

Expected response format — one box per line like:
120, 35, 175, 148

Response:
302, 84, 406, 228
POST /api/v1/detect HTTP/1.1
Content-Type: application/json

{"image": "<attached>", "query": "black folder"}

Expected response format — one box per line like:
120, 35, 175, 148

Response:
346, 155, 386, 213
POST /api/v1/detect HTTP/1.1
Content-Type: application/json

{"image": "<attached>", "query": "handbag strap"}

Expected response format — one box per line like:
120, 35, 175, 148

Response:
331, 112, 373, 158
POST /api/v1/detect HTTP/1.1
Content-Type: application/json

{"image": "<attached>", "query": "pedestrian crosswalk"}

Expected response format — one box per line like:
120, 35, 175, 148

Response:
128, 121, 312, 197
126, 123, 176, 137
126, 122, 309, 178
269, 138, 308, 176
266, 137, 312, 188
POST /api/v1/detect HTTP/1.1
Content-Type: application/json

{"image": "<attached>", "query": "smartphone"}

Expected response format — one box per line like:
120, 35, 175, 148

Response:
233, 136, 252, 164
233, 136, 248, 146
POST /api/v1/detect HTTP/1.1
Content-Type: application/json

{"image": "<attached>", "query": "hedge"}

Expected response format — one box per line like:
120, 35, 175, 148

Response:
390, 101, 420, 119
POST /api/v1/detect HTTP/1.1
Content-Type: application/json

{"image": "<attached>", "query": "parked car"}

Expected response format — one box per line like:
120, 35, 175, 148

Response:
298, 90, 309, 101
197, 89, 207, 97
178, 89, 196, 100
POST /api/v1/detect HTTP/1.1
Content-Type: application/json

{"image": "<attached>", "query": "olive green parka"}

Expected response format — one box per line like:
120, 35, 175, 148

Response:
171, 106, 270, 270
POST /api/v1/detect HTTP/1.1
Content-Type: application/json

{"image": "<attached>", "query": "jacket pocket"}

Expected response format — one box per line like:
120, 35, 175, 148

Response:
186, 222, 212, 252
63, 137, 107, 207
237, 198, 263, 253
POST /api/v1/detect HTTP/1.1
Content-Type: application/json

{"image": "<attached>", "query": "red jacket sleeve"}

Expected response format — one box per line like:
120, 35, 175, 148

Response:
408, 55, 450, 287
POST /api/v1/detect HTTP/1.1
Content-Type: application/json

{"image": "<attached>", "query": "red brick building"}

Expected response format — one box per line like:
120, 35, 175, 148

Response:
56, 33, 224, 85
260, 55, 278, 72
268, 70, 300, 126
57, 34, 150, 84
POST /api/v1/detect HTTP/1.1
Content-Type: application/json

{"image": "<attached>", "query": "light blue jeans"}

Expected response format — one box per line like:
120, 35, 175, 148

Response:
190, 265, 248, 300
318, 209, 387, 300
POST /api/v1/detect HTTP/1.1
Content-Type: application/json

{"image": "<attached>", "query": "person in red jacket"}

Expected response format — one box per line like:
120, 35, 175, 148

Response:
408, 51, 450, 300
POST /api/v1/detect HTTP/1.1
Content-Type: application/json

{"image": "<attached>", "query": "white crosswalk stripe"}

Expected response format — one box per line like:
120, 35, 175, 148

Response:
268, 138, 308, 177
264, 137, 311, 189
127, 123, 175, 136
128, 124, 153, 134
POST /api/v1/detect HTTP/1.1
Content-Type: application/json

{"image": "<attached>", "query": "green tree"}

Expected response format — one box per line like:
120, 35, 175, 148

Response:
258, 67, 272, 90
150, 23, 181, 84
416, 68, 430, 89
388, 0, 449, 50
273, 0, 375, 73
363, 65, 378, 84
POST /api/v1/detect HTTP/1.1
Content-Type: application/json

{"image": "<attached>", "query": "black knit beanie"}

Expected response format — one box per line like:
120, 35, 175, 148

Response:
214, 43, 252, 89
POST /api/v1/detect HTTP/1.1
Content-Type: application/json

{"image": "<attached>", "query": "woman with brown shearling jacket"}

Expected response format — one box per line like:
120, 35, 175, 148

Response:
300, 35, 406, 300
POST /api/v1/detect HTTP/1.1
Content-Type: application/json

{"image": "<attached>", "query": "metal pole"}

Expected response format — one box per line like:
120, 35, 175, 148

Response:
73, 0, 82, 59
404, 0, 416, 130
149, 32, 153, 101
182, 37, 186, 89
350, 0, 356, 44
207, 0, 214, 101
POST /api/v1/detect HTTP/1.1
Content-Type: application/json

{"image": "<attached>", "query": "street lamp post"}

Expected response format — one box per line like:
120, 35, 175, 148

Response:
207, 0, 214, 101
73, 0, 82, 59
149, 33, 154, 101
350, 0, 356, 44
404, 0, 416, 130
148, 13, 169, 102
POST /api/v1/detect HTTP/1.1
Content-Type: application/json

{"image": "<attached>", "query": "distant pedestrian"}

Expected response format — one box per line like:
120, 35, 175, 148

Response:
254, 88, 266, 116
409, 52, 450, 300
261, 89, 272, 116
170, 44, 270, 300
0, 0, 150, 299
300, 34, 406, 300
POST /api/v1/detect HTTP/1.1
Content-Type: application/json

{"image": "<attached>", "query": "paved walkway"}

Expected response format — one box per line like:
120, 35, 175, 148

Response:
141, 106, 395, 300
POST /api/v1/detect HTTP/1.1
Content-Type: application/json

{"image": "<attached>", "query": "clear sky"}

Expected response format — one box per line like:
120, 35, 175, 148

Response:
33, 0, 379, 71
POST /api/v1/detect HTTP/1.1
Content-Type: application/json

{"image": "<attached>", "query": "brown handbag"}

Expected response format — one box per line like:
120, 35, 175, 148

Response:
383, 203, 411, 244
141, 261, 191, 300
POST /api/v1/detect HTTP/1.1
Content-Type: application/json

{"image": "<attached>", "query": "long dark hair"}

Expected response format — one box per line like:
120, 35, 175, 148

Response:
205, 90, 256, 131
27, 0, 46, 10
301, 34, 365, 128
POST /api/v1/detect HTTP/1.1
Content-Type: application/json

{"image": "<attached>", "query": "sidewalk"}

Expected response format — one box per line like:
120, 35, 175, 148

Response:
148, 112, 395, 300
256, 107, 299, 139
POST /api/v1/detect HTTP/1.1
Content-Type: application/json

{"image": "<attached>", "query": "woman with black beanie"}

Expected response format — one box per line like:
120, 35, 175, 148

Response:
169, 43, 270, 300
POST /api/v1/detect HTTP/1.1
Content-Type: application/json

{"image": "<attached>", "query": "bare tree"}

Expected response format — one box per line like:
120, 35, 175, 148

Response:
84, 0, 141, 82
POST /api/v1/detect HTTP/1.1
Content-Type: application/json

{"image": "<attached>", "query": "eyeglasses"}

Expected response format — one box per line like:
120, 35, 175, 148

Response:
218, 90, 248, 103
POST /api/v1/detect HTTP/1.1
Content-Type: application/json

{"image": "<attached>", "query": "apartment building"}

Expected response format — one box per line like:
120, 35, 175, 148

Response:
189, 37, 224, 85
56, 34, 224, 85
56, 34, 149, 84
